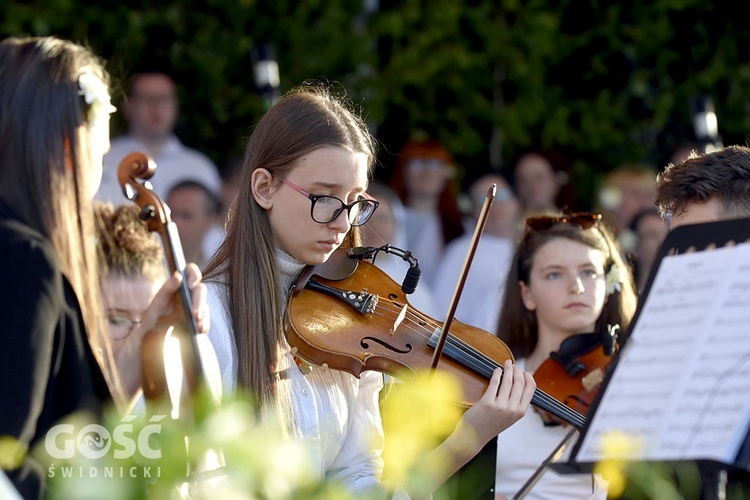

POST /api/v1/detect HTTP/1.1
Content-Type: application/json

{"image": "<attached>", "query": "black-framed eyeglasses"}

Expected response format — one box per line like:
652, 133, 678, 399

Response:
106, 313, 143, 340
524, 212, 602, 232
278, 177, 379, 227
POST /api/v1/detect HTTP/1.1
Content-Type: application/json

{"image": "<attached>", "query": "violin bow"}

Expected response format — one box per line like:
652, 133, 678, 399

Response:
512, 427, 579, 499
430, 184, 496, 370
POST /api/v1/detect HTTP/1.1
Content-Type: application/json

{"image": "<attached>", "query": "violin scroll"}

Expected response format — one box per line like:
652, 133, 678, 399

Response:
117, 152, 171, 233
118, 151, 156, 181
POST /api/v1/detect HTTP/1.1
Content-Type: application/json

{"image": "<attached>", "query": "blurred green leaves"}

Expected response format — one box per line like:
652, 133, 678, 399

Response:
2, 0, 748, 205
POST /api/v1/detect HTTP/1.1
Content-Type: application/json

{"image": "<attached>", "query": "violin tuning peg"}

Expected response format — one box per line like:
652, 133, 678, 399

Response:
122, 183, 136, 201
139, 205, 157, 221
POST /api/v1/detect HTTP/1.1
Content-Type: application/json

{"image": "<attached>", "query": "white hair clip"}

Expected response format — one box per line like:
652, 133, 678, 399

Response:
78, 71, 116, 128
605, 264, 624, 296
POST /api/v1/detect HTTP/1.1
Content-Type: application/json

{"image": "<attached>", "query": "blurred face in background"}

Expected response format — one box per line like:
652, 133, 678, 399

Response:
598, 167, 657, 234
613, 176, 656, 232
167, 186, 215, 259
125, 73, 178, 141
470, 174, 521, 238
514, 153, 560, 212
101, 273, 164, 358
404, 158, 451, 201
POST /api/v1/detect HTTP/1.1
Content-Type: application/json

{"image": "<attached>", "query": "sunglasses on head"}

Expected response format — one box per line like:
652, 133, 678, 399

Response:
524, 212, 602, 232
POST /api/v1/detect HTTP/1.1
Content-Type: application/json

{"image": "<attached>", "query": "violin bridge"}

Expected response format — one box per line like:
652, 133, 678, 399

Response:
582, 367, 604, 392
390, 303, 408, 335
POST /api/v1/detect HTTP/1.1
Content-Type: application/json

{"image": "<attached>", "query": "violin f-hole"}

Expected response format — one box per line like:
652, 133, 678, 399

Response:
360, 336, 413, 355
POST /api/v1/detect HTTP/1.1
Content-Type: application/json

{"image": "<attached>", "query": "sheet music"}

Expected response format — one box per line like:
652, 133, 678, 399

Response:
577, 243, 750, 464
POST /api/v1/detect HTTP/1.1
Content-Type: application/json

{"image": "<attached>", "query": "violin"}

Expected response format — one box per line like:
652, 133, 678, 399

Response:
532, 326, 619, 426
285, 248, 587, 430
117, 152, 221, 410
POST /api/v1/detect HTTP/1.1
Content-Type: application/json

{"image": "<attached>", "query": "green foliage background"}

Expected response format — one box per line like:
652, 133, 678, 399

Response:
2, 0, 749, 207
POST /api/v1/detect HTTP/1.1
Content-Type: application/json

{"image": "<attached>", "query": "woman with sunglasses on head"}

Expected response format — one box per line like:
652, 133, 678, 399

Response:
203, 84, 536, 497
488, 213, 638, 499
0, 36, 208, 498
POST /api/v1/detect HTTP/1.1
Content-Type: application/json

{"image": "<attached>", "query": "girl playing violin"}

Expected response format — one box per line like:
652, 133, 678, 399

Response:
492, 212, 638, 499
203, 83, 536, 497
0, 36, 208, 498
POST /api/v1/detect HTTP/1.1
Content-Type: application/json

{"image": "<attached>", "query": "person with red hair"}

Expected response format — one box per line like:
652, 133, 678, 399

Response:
388, 138, 465, 286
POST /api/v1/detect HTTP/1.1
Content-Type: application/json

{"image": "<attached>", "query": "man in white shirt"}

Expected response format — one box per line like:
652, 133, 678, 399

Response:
96, 71, 221, 204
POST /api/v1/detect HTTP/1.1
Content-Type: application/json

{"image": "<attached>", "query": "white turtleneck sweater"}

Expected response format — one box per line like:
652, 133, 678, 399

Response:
206, 250, 393, 496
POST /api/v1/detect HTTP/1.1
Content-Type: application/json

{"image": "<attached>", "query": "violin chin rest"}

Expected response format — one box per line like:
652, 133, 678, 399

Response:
314, 248, 359, 281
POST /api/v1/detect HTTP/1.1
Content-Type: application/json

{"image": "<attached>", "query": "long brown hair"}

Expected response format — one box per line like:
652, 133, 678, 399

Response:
0, 37, 125, 404
203, 84, 376, 416
496, 217, 637, 358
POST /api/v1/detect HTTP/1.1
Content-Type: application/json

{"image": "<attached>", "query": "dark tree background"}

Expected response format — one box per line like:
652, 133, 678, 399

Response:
3, 0, 749, 208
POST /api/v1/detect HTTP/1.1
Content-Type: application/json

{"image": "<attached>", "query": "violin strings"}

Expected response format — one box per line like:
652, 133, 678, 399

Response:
368, 295, 453, 335
367, 299, 514, 383
369, 298, 509, 377
366, 297, 586, 427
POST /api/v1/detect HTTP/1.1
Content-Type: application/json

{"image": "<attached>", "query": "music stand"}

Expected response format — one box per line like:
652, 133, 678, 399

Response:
549, 217, 750, 499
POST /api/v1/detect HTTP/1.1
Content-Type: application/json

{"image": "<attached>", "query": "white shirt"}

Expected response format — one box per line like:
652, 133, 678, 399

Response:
201, 223, 226, 267
206, 250, 403, 497
432, 233, 514, 332
402, 209, 444, 288
495, 359, 608, 500
97, 134, 221, 204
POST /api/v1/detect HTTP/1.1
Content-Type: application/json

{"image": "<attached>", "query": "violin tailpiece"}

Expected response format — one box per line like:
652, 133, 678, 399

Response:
305, 279, 378, 314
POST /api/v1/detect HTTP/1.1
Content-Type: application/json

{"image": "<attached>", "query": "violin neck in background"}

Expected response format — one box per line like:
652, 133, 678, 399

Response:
426, 332, 586, 429
530, 388, 586, 430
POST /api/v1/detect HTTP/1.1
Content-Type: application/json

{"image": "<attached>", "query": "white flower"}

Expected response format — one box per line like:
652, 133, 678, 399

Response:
78, 71, 116, 128
605, 264, 624, 295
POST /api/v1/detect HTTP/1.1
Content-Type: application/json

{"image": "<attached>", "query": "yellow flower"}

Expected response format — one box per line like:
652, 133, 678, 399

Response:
593, 430, 643, 498
0, 435, 27, 470
382, 370, 464, 495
